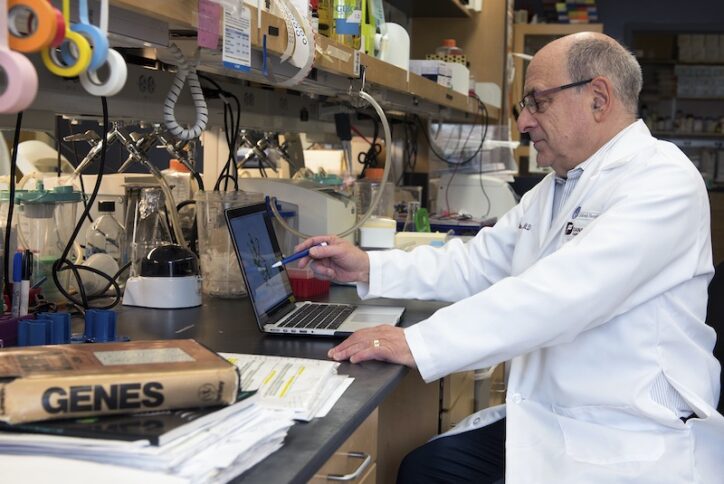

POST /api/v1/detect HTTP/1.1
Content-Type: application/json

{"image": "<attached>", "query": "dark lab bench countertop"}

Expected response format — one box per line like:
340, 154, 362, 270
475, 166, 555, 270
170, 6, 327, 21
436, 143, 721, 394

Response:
113, 287, 448, 484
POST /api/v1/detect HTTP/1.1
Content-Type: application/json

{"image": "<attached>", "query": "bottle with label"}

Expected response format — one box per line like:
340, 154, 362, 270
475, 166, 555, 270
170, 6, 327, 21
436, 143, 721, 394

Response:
435, 39, 465, 58
318, 0, 334, 37
86, 201, 126, 266
332, 0, 361, 49
310, 0, 319, 33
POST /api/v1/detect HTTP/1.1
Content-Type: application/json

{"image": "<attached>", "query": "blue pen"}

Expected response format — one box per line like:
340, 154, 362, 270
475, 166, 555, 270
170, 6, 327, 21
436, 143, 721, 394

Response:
271, 242, 328, 268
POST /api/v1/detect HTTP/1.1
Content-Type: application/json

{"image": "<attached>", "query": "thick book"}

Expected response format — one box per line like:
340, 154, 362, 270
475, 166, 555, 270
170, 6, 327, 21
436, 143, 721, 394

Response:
0, 391, 257, 446
0, 339, 240, 424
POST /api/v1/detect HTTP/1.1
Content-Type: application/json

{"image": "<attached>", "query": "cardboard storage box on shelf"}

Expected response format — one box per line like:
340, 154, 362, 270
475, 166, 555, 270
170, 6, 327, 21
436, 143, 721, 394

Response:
409, 60, 453, 88
0, 339, 239, 424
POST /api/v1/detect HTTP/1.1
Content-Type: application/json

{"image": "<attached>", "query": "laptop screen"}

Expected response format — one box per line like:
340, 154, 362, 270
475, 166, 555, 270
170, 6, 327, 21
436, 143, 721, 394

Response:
226, 203, 295, 325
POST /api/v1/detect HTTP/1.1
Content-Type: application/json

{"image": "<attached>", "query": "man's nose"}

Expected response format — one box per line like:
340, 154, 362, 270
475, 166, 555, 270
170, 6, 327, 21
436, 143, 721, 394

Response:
517, 107, 537, 134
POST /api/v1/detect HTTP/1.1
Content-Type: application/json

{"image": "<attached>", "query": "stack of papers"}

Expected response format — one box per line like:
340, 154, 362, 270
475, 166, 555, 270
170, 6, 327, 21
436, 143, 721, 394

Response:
0, 395, 295, 483
221, 353, 354, 421
0, 353, 353, 483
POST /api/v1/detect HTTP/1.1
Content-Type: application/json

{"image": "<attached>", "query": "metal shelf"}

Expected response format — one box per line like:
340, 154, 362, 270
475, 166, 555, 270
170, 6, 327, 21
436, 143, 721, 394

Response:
654, 132, 724, 149
385, 0, 472, 18
110, 0, 488, 120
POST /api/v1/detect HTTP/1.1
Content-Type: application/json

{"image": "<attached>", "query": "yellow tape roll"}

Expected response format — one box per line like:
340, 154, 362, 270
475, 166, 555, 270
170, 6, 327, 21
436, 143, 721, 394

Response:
40, 0, 90, 77
41, 29, 91, 77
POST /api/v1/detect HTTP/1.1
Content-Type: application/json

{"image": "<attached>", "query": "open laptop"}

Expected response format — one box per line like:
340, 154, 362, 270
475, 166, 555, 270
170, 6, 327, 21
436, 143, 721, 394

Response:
225, 202, 405, 336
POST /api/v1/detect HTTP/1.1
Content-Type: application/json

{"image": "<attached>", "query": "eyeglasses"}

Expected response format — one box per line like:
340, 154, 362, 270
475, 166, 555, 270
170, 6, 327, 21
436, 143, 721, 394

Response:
518, 78, 593, 114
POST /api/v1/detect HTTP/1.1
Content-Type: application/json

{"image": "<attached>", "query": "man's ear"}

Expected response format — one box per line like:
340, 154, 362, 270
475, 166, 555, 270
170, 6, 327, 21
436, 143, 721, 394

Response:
590, 77, 611, 120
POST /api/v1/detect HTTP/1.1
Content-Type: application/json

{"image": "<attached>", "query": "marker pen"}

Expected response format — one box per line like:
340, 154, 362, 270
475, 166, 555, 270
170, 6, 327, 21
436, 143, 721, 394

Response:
271, 242, 328, 268
11, 252, 22, 318
19, 250, 31, 317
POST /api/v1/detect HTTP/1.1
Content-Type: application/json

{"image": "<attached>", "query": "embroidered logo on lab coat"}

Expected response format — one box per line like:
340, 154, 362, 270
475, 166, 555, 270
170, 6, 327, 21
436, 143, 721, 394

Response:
518, 222, 532, 231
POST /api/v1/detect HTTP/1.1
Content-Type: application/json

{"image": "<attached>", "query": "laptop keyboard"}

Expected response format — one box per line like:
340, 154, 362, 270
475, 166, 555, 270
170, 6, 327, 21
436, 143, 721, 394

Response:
279, 303, 357, 330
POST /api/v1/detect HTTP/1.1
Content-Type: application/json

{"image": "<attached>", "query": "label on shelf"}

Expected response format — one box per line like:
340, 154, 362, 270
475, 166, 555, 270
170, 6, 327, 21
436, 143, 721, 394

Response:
324, 43, 352, 62
354, 50, 361, 77
222, 7, 252, 72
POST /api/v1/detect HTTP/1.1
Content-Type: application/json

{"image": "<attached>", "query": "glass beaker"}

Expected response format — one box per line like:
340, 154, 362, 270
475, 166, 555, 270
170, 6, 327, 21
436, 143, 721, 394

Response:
195, 190, 262, 298
402, 201, 420, 232
124, 184, 172, 277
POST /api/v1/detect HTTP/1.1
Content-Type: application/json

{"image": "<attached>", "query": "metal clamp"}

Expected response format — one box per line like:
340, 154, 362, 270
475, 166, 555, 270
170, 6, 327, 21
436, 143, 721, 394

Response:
324, 451, 372, 481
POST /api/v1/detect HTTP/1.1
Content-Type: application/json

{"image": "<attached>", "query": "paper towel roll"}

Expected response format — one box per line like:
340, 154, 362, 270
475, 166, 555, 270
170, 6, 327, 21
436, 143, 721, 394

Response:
376, 23, 410, 71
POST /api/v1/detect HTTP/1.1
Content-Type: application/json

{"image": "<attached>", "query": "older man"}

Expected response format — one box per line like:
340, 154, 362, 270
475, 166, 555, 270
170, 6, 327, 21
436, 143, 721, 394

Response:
296, 33, 724, 483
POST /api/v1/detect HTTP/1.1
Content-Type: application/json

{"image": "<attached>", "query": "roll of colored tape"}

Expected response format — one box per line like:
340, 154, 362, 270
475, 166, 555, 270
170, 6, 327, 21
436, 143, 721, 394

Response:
60, 0, 107, 71
7, 0, 57, 52
0, 49, 38, 112
0, 0, 38, 112
49, 5, 65, 48
80, 48, 127, 96
41, 29, 91, 77
60, 21, 108, 71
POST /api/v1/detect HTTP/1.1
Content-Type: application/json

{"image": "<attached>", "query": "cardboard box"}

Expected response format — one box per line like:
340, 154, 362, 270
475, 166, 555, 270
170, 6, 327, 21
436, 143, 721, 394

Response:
409, 60, 453, 87
0, 339, 239, 424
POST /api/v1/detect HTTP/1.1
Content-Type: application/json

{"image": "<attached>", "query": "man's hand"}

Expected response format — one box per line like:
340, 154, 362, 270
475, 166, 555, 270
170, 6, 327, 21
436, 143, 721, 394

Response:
328, 326, 417, 367
295, 236, 370, 283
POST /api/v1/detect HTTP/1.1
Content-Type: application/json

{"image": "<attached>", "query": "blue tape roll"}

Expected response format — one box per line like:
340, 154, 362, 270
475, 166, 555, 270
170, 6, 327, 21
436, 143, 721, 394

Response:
60, 22, 108, 72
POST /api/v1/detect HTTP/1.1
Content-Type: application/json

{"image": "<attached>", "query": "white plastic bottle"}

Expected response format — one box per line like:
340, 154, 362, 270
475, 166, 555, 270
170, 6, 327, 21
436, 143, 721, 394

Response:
86, 200, 126, 266
162, 159, 193, 205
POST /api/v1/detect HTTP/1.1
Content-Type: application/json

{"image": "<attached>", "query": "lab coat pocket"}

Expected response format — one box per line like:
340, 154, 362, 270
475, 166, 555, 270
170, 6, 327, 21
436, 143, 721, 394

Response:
554, 406, 665, 465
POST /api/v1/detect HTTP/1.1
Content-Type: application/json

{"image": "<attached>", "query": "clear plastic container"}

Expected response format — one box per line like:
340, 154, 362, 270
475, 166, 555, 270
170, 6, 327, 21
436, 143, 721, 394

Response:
354, 180, 395, 221
332, 0, 362, 49
4, 183, 81, 303
435, 39, 464, 57
195, 190, 262, 298
86, 200, 126, 266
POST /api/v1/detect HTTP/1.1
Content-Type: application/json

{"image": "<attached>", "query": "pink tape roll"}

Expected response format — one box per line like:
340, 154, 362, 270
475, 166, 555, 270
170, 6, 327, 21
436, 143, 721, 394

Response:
0, 49, 38, 112
1, 0, 38, 112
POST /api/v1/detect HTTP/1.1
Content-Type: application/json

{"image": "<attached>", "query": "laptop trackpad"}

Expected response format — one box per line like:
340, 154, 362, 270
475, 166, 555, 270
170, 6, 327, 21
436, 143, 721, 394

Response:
347, 306, 403, 326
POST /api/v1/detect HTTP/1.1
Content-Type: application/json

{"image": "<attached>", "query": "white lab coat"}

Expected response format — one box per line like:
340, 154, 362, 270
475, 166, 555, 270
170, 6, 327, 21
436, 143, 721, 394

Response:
359, 120, 724, 483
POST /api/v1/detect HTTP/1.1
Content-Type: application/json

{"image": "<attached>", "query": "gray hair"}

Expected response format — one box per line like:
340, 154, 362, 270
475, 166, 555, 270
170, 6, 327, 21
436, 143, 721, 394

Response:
566, 37, 642, 114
